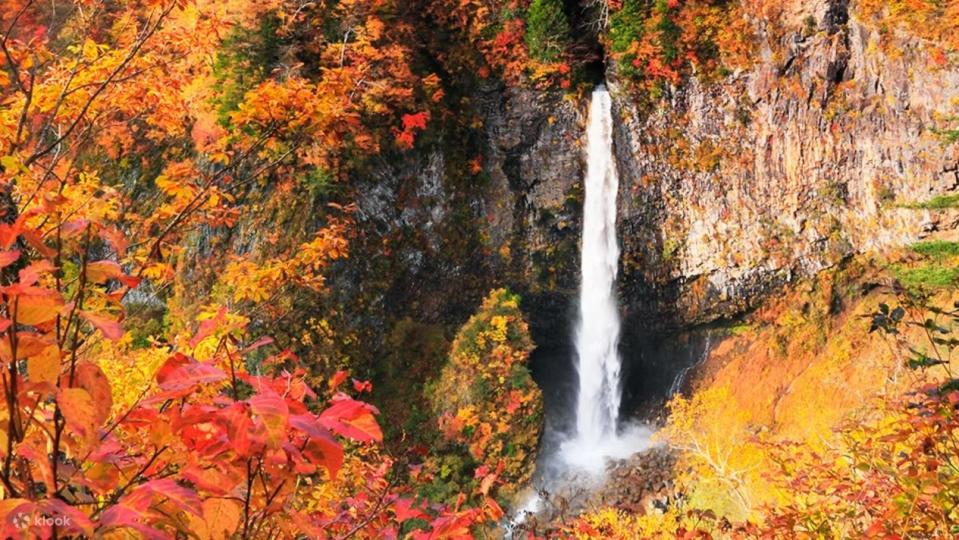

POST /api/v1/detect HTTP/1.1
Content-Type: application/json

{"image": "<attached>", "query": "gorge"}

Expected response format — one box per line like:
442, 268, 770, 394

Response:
1, 0, 958, 537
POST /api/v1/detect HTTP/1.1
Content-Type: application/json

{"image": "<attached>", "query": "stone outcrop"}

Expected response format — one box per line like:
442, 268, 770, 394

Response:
611, 0, 959, 328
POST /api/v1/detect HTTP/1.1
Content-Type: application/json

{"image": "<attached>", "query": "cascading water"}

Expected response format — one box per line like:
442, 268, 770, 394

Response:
559, 85, 651, 472
506, 85, 651, 529
574, 85, 622, 442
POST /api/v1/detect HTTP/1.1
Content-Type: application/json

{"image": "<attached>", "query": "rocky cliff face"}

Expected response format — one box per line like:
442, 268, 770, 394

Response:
339, 82, 586, 377
611, 0, 959, 329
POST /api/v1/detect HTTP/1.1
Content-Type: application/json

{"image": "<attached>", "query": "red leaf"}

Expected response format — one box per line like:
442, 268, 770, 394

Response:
0, 250, 19, 269
249, 392, 289, 448
352, 378, 372, 393
99, 505, 168, 540
123, 479, 201, 516
401, 111, 429, 131
392, 498, 428, 523
328, 370, 348, 391
318, 396, 382, 443
217, 403, 254, 457
303, 433, 343, 480
38, 499, 94, 537
152, 354, 226, 399
0, 222, 21, 250
189, 307, 227, 348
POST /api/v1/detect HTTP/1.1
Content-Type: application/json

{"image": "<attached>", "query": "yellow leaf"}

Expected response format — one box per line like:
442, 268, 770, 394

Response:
0, 155, 21, 174
81, 39, 98, 61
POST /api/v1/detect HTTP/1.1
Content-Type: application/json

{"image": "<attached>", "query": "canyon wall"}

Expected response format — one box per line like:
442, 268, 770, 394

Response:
612, 0, 959, 328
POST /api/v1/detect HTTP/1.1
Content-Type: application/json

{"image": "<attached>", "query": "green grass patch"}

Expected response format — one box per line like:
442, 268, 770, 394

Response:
910, 240, 959, 260
901, 194, 959, 210
893, 264, 959, 291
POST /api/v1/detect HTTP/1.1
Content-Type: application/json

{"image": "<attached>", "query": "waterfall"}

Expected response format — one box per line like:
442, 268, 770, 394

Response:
560, 85, 650, 473
574, 85, 622, 441
507, 86, 651, 530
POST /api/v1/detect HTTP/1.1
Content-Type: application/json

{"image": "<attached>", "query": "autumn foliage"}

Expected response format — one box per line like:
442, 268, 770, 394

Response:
425, 0, 574, 87
607, 0, 754, 93
567, 282, 959, 538
427, 289, 543, 499
0, 0, 500, 537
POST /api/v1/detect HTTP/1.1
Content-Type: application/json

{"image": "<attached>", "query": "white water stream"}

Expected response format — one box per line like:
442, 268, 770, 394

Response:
507, 86, 652, 531
559, 85, 650, 472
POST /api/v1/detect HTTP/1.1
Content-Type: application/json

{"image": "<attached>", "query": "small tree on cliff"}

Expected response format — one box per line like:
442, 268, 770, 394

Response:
427, 289, 543, 498
526, 0, 571, 62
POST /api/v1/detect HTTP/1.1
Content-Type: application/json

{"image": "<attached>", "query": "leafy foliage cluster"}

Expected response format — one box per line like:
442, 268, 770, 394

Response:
606, 0, 754, 94
568, 283, 959, 538
0, 0, 514, 537
427, 289, 543, 501
425, 0, 575, 88
525, 0, 571, 63
856, 0, 959, 57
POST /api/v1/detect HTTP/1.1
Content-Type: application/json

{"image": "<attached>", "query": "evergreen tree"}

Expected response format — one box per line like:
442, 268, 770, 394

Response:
525, 0, 571, 62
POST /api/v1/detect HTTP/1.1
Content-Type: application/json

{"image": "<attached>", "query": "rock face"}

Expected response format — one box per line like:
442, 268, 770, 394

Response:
481, 85, 586, 297
344, 82, 586, 347
611, 0, 959, 329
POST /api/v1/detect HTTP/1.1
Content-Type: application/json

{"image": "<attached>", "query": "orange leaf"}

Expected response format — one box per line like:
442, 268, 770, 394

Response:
57, 387, 96, 439
85, 260, 123, 284
14, 293, 63, 325
74, 362, 113, 425
318, 396, 383, 443
80, 311, 123, 341
18, 260, 55, 287
28, 346, 60, 384
201, 499, 241, 540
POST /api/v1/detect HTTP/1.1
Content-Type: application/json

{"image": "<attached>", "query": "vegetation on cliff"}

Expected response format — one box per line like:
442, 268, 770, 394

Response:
427, 289, 543, 500
566, 256, 959, 537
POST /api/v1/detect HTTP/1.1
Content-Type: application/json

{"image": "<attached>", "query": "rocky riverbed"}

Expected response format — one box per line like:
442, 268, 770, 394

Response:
510, 445, 679, 536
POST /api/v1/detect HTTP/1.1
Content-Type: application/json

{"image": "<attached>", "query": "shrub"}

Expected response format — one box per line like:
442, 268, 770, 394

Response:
903, 194, 959, 209
893, 264, 959, 291
911, 240, 959, 260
